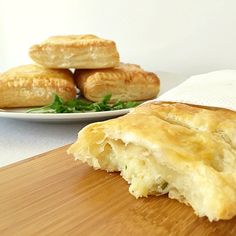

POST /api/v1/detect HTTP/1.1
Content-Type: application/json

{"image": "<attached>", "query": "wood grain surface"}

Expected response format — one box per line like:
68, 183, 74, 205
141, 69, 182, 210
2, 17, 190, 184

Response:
0, 145, 236, 236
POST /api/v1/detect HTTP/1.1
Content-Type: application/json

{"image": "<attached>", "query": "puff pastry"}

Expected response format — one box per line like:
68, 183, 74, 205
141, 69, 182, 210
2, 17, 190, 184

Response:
68, 102, 236, 221
74, 63, 160, 102
29, 35, 120, 69
0, 64, 76, 108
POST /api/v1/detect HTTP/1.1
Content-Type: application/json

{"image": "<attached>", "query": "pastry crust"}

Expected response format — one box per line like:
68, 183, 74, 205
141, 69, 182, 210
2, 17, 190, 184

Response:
68, 102, 236, 221
0, 64, 77, 108
29, 35, 120, 69
74, 63, 160, 102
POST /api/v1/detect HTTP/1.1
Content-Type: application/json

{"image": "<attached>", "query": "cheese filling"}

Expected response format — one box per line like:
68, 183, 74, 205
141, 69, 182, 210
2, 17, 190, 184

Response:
94, 139, 171, 198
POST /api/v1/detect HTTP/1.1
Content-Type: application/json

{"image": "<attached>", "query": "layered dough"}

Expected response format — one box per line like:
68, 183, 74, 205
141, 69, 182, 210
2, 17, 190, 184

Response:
68, 102, 236, 221
74, 63, 160, 102
0, 64, 76, 108
29, 35, 120, 69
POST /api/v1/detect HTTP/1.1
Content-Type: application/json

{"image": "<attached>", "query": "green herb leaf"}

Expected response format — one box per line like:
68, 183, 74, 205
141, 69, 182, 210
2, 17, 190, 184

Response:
161, 182, 168, 190
27, 94, 141, 114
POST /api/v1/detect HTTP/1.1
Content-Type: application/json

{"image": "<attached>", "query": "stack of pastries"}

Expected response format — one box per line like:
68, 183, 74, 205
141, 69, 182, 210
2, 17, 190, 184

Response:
0, 34, 160, 108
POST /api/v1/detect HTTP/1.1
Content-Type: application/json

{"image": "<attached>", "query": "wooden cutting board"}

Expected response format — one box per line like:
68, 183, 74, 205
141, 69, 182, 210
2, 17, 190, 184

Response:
0, 145, 236, 236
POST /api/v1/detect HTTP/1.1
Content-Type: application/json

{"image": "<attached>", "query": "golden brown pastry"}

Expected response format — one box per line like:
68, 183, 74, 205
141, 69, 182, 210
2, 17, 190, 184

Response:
68, 102, 236, 221
0, 64, 76, 108
29, 35, 120, 69
74, 63, 160, 102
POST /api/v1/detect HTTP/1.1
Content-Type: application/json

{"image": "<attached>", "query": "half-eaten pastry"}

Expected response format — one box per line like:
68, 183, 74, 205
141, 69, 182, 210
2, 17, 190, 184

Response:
68, 102, 236, 221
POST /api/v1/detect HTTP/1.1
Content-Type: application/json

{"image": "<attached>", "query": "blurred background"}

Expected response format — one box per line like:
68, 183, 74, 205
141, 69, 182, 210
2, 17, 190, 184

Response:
1, 0, 236, 76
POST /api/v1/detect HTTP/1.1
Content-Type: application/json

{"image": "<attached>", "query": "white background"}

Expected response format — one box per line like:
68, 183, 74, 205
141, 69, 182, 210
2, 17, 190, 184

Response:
1, 0, 236, 75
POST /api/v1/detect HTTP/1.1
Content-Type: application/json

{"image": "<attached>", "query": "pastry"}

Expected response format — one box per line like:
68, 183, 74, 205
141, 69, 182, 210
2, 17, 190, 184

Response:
0, 64, 77, 108
68, 102, 236, 221
74, 63, 160, 102
29, 35, 120, 69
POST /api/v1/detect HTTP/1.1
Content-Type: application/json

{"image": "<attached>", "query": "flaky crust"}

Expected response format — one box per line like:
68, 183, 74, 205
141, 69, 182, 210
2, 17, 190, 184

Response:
68, 102, 236, 221
0, 64, 77, 108
29, 35, 120, 69
74, 63, 160, 102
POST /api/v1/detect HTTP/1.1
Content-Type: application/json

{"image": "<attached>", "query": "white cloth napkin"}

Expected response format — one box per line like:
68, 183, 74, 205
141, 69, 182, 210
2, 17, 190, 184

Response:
154, 70, 236, 112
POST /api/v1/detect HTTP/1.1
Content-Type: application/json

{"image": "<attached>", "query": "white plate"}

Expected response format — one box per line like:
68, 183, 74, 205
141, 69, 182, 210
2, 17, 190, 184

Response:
0, 108, 131, 123
0, 72, 187, 123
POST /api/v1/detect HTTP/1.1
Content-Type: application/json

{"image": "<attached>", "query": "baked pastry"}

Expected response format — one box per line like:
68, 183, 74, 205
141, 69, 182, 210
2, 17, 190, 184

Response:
29, 35, 120, 69
0, 64, 76, 108
68, 102, 236, 221
74, 63, 160, 102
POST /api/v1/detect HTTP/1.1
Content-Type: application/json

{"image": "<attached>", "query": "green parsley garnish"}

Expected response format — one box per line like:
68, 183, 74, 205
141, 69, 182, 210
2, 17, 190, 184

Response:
27, 94, 140, 113
160, 182, 168, 190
